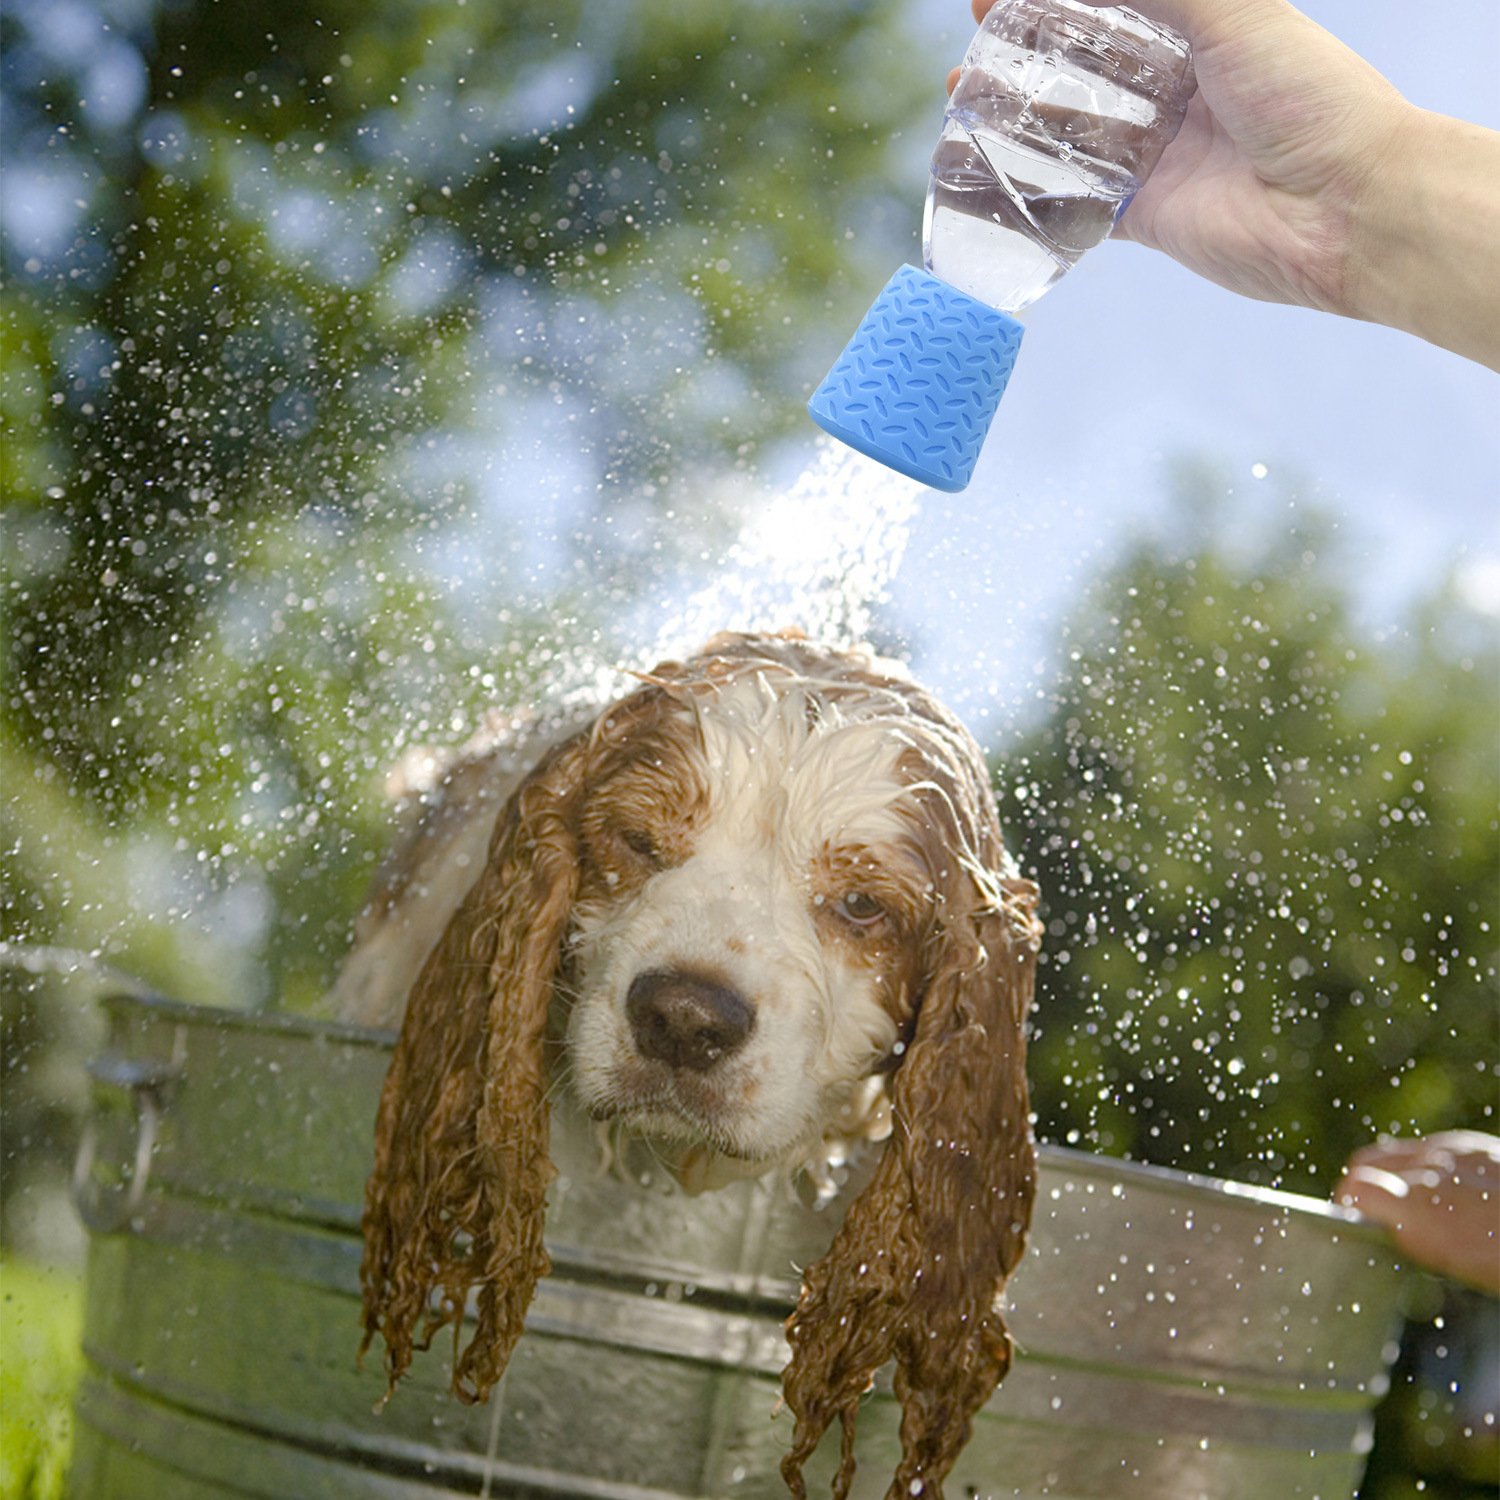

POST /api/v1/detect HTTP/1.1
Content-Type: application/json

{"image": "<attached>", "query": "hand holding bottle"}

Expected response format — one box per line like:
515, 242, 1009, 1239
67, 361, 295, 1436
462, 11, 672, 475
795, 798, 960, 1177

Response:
929, 0, 1194, 312
812, 1, 1196, 491
951, 0, 1500, 370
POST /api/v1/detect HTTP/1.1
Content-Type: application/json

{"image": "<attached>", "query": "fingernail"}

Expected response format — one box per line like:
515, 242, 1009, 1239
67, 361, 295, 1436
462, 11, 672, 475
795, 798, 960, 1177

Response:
1349, 1165, 1410, 1199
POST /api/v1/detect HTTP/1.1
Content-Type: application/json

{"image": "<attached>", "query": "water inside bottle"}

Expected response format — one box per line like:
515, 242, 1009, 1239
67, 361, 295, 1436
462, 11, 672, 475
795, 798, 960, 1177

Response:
923, 117, 1137, 312
924, 3, 1192, 313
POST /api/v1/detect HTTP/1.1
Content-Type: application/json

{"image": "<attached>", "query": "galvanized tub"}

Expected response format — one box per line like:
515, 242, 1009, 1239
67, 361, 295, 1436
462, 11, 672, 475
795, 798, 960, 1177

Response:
70, 991, 1404, 1500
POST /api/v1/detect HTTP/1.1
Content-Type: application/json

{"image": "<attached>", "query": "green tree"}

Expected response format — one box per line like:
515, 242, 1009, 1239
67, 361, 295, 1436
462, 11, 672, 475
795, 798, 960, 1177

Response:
2, 0, 933, 1008
1008, 480, 1499, 1194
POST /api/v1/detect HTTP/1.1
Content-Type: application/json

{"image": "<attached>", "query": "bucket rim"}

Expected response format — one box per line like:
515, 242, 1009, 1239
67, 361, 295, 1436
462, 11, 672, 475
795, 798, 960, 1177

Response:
93, 988, 1398, 1248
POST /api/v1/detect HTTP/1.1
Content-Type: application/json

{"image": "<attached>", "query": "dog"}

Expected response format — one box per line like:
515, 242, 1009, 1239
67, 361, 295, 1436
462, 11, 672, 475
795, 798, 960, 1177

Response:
342, 631, 1041, 1500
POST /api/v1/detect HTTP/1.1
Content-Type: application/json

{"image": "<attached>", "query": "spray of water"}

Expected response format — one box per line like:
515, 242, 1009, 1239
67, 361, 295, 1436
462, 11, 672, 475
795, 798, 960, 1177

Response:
647, 437, 922, 665
442, 436, 922, 760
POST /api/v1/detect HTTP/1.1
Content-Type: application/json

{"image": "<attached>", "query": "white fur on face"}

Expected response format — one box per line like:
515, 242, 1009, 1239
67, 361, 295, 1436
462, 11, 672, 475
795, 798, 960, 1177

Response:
565, 673, 928, 1168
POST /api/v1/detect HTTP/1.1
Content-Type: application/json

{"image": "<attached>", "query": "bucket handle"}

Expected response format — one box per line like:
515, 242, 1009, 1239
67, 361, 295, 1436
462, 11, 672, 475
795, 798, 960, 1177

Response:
72, 1051, 182, 1236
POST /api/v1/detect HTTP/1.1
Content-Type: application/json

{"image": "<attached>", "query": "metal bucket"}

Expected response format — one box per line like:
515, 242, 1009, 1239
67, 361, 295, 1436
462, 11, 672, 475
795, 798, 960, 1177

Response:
70, 991, 1403, 1500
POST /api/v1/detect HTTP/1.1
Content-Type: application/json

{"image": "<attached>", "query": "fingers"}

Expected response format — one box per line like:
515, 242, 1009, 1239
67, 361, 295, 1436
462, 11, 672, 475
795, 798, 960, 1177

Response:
1335, 1164, 1411, 1211
947, 64, 961, 96
1345, 1132, 1500, 1180
1336, 1134, 1500, 1296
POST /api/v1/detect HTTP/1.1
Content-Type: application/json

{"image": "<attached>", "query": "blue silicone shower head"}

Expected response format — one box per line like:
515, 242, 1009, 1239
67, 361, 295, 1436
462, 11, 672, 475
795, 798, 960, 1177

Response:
807, 264, 1023, 494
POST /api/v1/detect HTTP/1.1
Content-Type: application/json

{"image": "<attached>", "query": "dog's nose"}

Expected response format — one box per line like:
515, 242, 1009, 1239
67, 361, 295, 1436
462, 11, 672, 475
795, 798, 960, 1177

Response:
626, 970, 754, 1073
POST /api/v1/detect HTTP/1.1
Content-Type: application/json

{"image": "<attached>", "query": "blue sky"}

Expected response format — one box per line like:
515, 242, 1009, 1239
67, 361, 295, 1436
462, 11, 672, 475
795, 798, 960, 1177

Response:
870, 0, 1499, 727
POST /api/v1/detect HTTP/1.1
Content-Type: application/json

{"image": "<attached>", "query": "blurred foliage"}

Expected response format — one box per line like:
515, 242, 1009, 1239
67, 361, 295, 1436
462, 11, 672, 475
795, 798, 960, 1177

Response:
0, 1257, 82, 1500
0, 963, 109, 1259
2, 0, 932, 1010
1358, 1283, 1499, 1500
1010, 475, 1499, 1193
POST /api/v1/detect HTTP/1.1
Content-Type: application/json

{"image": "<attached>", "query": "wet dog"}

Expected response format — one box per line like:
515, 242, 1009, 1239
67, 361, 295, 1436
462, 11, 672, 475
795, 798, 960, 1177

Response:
341, 631, 1040, 1500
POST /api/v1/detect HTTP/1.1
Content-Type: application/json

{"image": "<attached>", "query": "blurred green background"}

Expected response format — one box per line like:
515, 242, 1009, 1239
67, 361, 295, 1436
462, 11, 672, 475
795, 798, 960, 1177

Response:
1, 0, 1495, 1496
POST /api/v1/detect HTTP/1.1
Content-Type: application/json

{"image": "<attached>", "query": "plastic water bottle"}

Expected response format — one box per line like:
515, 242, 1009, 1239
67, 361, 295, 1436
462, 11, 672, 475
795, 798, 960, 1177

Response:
809, 0, 1195, 492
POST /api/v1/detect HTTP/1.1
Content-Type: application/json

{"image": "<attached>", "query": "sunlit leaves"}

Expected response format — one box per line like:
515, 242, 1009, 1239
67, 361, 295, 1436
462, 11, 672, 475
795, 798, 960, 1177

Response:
2, 0, 931, 1004
1012, 509, 1498, 1191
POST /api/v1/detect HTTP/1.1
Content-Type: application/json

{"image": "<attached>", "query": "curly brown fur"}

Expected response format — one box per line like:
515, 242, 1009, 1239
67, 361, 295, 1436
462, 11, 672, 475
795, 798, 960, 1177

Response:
358, 729, 584, 1401
359, 683, 697, 1401
779, 768, 1040, 1500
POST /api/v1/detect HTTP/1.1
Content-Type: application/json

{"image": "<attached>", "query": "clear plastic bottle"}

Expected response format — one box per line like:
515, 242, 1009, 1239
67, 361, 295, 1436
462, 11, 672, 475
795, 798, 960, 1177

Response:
809, 0, 1194, 492
925, 0, 1196, 312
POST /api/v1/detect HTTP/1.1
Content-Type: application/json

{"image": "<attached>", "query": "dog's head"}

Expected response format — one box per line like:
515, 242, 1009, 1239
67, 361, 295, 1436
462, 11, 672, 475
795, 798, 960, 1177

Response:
360, 632, 1040, 1500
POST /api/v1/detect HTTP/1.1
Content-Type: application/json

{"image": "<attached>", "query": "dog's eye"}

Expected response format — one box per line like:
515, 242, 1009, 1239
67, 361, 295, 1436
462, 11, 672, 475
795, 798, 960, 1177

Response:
835, 891, 886, 927
618, 828, 661, 867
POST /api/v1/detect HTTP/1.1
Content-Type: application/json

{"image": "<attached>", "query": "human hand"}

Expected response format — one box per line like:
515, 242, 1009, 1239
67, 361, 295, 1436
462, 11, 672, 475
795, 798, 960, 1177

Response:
947, 0, 1500, 368
1335, 1132, 1499, 1296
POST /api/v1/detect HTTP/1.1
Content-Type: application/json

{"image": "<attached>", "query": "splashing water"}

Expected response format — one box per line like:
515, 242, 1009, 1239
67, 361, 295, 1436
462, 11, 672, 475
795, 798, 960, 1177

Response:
647, 437, 922, 666
460, 437, 922, 742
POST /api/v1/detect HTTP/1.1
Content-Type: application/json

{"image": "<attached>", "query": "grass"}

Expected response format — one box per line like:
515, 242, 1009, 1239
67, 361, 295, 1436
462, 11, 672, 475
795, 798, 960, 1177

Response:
0, 1259, 83, 1500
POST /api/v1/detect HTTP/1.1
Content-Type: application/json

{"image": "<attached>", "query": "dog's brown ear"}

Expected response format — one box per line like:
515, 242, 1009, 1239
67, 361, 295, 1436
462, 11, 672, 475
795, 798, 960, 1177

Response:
359, 729, 589, 1404
781, 871, 1040, 1500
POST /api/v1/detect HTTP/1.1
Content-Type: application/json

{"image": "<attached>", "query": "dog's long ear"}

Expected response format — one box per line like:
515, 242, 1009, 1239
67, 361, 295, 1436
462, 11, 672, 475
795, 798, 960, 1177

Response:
781, 858, 1040, 1500
359, 728, 589, 1405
